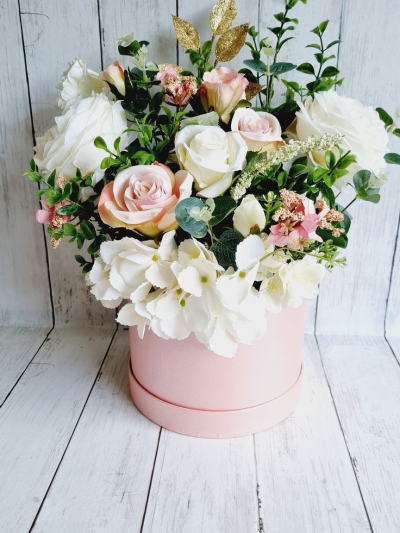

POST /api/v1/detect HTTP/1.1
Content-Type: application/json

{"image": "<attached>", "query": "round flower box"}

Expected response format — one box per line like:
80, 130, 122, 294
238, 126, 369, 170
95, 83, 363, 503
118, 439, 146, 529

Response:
128, 303, 306, 439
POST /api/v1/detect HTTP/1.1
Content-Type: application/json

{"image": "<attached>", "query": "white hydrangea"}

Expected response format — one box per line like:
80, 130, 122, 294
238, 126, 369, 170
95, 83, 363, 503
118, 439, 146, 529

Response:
90, 231, 325, 357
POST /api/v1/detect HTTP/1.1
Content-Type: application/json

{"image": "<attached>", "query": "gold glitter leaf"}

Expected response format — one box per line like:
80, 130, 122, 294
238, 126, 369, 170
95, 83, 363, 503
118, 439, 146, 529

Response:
245, 82, 264, 101
215, 23, 249, 62
210, 0, 237, 35
172, 16, 200, 50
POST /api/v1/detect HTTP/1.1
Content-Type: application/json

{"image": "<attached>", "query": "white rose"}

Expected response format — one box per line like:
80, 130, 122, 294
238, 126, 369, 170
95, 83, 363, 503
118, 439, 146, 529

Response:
175, 125, 247, 198
34, 93, 128, 181
57, 59, 106, 111
233, 194, 266, 237
294, 90, 389, 187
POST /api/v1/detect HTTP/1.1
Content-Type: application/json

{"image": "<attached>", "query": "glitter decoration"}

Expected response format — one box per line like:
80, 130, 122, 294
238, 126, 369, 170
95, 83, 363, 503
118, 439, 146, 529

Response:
231, 132, 343, 200
172, 16, 200, 51
245, 82, 264, 101
209, 0, 237, 35
215, 23, 249, 62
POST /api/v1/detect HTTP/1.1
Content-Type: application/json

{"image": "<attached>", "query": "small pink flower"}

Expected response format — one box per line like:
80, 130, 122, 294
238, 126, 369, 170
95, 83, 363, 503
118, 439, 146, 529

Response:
200, 67, 249, 124
156, 65, 180, 87
268, 198, 328, 248
231, 108, 283, 152
36, 201, 72, 225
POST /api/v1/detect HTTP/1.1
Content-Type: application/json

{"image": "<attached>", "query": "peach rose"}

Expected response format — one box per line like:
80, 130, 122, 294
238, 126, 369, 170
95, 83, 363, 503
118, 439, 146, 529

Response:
99, 163, 193, 237
231, 108, 283, 152
102, 61, 126, 96
200, 67, 249, 124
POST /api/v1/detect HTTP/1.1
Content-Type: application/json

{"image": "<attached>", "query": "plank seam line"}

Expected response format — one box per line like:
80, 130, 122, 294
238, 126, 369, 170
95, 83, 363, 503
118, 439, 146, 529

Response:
383, 336, 400, 369
335, 0, 346, 76
314, 334, 374, 533
0, 327, 54, 409
139, 427, 162, 533
28, 325, 119, 532
97, 0, 104, 70
253, 434, 264, 533
176, 0, 179, 66
384, 209, 400, 341
17, 0, 55, 327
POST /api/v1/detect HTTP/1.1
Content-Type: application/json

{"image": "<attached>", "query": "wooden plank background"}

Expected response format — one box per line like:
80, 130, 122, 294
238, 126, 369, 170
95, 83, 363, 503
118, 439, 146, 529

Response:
1, 0, 399, 335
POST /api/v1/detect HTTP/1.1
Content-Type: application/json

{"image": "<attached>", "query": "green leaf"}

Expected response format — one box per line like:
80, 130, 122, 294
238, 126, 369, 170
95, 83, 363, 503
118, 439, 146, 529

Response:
94, 136, 109, 152
318, 20, 329, 34
100, 156, 116, 170
317, 228, 348, 248
384, 152, 400, 165
376, 107, 393, 127
56, 203, 81, 216
326, 39, 340, 50
321, 66, 340, 78
131, 151, 155, 165
75, 255, 86, 265
44, 189, 61, 206
364, 193, 381, 204
325, 150, 336, 169
290, 164, 307, 177
175, 198, 208, 238
270, 62, 297, 75
353, 170, 371, 191
63, 223, 76, 237
80, 220, 96, 240
23, 171, 43, 182
87, 238, 102, 255
36, 189, 47, 198
181, 111, 219, 128
47, 170, 56, 188
320, 182, 335, 207
312, 167, 328, 182
296, 62, 315, 75
210, 230, 244, 269
306, 43, 321, 50
243, 59, 267, 73
209, 197, 237, 226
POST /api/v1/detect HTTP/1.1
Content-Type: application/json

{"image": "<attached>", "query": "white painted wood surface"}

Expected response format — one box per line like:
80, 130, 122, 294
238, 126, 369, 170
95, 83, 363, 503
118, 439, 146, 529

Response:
0, 0, 52, 327
0, 327, 51, 405
30, 329, 160, 533
255, 336, 371, 533
1, 331, 399, 531
0, 327, 115, 533
317, 335, 400, 533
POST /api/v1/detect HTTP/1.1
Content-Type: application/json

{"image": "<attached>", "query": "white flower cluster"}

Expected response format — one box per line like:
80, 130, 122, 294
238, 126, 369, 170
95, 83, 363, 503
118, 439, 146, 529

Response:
87, 231, 325, 357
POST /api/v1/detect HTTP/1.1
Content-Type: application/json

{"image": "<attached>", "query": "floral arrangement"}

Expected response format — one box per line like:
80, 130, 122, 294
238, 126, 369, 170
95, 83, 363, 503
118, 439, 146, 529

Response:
24, 0, 400, 357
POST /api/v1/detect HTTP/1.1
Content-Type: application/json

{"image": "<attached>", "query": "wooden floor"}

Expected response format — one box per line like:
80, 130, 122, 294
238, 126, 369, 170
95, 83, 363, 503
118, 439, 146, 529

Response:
0, 327, 399, 533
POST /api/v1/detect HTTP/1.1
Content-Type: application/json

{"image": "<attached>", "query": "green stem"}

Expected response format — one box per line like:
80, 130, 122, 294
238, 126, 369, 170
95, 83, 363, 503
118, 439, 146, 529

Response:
340, 197, 357, 213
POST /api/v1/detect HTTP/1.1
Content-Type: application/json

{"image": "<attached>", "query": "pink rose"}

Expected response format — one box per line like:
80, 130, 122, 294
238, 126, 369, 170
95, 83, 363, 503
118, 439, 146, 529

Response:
98, 163, 193, 237
102, 61, 126, 96
200, 67, 249, 124
231, 108, 283, 152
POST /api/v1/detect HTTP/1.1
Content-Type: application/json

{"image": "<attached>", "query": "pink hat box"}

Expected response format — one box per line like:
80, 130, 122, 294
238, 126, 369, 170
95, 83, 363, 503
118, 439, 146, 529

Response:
128, 302, 306, 439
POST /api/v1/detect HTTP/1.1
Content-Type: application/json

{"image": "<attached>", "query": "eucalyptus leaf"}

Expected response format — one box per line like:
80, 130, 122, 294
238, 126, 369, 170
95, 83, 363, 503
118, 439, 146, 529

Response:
180, 111, 219, 128
175, 198, 208, 238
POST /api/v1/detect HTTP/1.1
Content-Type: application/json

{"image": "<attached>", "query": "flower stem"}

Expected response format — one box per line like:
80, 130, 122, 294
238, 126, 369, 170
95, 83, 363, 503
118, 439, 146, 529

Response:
340, 197, 357, 213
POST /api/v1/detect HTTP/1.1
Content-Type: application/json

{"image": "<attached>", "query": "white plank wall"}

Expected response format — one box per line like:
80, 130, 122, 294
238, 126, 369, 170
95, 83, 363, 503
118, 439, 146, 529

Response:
20, 0, 114, 327
316, 0, 400, 335
0, 0, 52, 327
1, 0, 397, 331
